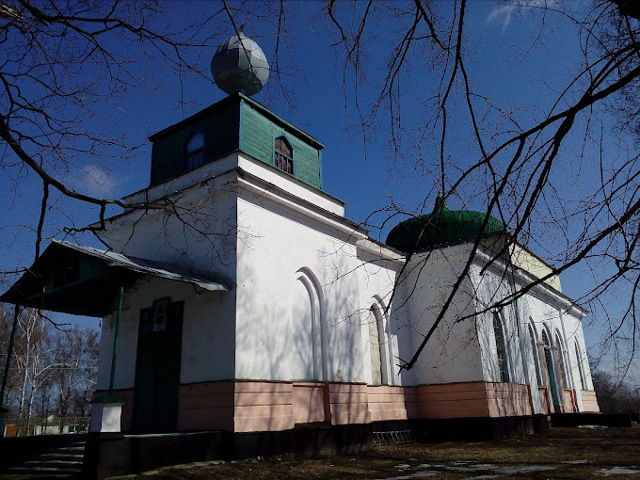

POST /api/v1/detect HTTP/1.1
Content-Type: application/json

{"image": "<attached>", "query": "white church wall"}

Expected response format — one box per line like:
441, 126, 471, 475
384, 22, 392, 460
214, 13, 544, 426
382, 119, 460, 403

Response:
514, 279, 593, 412
354, 243, 404, 387
234, 188, 371, 384
386, 277, 418, 387
469, 260, 529, 385
96, 277, 237, 391
396, 244, 485, 386
96, 308, 138, 391
124, 153, 240, 205
559, 310, 594, 409
97, 170, 239, 284
237, 155, 345, 217
511, 295, 544, 413
467, 242, 597, 413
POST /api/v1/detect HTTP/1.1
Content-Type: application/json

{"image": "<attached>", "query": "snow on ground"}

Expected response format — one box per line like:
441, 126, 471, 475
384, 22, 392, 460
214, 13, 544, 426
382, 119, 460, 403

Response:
378, 460, 640, 479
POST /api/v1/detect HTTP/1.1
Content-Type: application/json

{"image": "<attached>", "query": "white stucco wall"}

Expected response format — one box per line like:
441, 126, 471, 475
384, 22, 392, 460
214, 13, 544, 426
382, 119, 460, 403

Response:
355, 243, 404, 386
468, 246, 594, 414
96, 152, 402, 392
97, 170, 238, 285
233, 186, 400, 384
96, 277, 236, 390
394, 245, 485, 386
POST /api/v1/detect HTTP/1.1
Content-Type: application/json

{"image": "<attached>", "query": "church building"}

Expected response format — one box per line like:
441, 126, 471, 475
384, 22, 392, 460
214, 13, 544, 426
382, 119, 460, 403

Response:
0, 31, 599, 477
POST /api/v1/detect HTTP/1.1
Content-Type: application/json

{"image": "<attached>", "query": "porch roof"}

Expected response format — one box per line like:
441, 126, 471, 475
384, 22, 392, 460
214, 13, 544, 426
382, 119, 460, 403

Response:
0, 240, 229, 316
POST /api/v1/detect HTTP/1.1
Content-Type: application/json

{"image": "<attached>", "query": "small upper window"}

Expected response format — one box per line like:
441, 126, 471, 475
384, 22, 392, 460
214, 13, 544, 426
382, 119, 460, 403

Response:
274, 136, 293, 175
184, 131, 205, 171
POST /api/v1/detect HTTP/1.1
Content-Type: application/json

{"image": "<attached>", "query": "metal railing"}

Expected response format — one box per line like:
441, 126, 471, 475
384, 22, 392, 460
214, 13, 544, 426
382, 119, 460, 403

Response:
3, 416, 90, 437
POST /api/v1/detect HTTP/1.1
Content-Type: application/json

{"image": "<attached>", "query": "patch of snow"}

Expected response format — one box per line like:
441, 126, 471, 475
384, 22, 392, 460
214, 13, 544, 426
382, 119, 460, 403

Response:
445, 463, 497, 472
412, 472, 438, 478
577, 424, 607, 429
601, 466, 640, 476
493, 465, 556, 475
562, 459, 588, 464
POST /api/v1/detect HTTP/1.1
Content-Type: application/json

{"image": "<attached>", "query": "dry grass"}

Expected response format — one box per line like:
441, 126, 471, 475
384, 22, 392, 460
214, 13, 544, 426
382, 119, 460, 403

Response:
112, 426, 640, 479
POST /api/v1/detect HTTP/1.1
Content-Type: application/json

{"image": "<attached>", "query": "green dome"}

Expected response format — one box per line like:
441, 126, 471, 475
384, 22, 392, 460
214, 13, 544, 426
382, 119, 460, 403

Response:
386, 197, 505, 252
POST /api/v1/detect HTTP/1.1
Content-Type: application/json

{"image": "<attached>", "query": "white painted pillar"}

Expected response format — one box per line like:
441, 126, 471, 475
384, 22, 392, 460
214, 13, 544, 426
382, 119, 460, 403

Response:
89, 396, 124, 433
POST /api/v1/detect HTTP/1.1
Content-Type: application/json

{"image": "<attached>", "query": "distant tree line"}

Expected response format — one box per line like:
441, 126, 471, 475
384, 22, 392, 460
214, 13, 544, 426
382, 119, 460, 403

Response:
592, 370, 640, 414
0, 306, 99, 419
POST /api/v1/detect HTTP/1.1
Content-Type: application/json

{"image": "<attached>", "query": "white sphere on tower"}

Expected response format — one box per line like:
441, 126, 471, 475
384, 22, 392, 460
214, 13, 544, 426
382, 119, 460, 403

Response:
211, 30, 270, 96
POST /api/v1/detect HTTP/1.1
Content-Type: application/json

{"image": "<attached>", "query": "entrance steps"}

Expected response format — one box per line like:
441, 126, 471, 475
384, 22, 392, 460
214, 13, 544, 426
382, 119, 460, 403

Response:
0, 436, 85, 479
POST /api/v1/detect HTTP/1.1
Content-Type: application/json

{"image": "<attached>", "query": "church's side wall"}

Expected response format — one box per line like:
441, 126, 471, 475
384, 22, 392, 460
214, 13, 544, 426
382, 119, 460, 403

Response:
395, 245, 485, 387
96, 277, 236, 431
98, 173, 238, 282
234, 191, 366, 383
468, 260, 528, 386
354, 242, 404, 388
96, 171, 242, 432
468, 250, 598, 415
231, 172, 411, 431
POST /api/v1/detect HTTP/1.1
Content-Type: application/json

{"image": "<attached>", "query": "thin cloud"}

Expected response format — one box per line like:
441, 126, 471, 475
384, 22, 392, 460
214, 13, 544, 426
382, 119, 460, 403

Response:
74, 164, 122, 198
486, 0, 555, 29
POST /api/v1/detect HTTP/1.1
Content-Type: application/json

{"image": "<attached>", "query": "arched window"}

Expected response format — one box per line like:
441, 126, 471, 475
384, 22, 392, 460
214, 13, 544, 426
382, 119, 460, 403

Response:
528, 323, 543, 385
274, 136, 293, 175
294, 268, 325, 381
184, 131, 205, 170
542, 328, 561, 410
575, 341, 586, 390
555, 332, 570, 389
492, 312, 510, 382
368, 304, 389, 385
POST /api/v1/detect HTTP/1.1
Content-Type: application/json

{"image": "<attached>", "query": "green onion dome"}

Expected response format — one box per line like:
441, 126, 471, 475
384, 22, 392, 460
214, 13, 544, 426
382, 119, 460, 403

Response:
386, 197, 505, 252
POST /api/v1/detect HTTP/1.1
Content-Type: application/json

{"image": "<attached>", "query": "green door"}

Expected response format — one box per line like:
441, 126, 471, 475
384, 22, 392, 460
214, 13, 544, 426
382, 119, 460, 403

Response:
133, 300, 183, 432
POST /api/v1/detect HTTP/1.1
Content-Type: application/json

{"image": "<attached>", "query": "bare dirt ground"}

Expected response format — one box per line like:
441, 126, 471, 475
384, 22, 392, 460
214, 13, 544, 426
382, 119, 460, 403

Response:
111, 426, 640, 479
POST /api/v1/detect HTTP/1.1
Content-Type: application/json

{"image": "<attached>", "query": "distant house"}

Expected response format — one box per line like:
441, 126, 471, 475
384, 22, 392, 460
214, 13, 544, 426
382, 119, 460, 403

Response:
1, 92, 598, 476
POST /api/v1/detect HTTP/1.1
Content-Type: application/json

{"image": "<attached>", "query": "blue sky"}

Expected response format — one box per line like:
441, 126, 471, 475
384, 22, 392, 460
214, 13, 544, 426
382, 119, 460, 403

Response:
0, 1, 632, 371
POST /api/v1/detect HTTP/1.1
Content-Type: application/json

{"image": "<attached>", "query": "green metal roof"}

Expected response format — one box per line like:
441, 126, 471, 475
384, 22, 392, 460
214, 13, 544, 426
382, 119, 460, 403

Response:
0, 241, 230, 316
385, 197, 506, 252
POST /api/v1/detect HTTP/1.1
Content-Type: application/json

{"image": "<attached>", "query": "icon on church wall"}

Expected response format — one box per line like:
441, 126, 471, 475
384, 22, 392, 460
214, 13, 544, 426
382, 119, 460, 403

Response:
152, 298, 169, 332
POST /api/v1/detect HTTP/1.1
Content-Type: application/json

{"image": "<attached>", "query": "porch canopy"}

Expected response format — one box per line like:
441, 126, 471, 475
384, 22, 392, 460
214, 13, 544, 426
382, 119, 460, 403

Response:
0, 240, 229, 316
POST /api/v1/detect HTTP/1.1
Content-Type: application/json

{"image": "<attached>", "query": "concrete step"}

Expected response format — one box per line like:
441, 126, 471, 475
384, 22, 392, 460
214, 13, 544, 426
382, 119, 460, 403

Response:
5, 465, 82, 473
0, 474, 77, 479
0, 436, 86, 479
39, 453, 84, 460
24, 459, 83, 467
